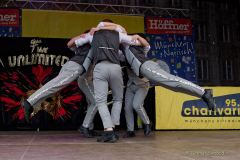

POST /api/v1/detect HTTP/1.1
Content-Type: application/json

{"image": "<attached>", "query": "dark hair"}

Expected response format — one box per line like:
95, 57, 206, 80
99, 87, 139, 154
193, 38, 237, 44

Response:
84, 29, 90, 33
137, 33, 146, 39
129, 33, 146, 39
101, 19, 113, 23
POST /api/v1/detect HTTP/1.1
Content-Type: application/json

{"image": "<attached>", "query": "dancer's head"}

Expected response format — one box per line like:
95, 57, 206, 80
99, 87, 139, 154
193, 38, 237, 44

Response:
136, 33, 146, 39
129, 33, 146, 38
101, 19, 113, 23
84, 29, 90, 33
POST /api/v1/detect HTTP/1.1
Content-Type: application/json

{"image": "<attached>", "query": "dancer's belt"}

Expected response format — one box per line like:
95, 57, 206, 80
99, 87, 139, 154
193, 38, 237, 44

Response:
99, 46, 115, 50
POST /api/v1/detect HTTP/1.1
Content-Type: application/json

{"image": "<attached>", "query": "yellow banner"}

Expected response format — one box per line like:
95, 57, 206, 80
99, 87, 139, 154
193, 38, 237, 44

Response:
155, 86, 240, 129
22, 9, 144, 38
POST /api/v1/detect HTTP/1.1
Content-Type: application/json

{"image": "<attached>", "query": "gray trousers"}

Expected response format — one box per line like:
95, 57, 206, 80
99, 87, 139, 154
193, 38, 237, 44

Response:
93, 61, 123, 129
27, 51, 97, 128
27, 60, 97, 129
78, 76, 97, 130
27, 61, 83, 107
124, 82, 150, 131
124, 47, 205, 97
140, 61, 205, 97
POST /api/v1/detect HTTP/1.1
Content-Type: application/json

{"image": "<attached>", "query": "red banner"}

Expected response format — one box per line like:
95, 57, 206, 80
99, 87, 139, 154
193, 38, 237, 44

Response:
145, 17, 192, 35
0, 9, 20, 27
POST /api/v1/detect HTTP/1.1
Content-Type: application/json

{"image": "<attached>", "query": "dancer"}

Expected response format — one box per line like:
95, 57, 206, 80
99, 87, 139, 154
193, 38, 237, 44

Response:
122, 34, 151, 137
71, 25, 145, 142
122, 34, 216, 111
23, 34, 102, 138
22, 30, 97, 124
22, 50, 90, 122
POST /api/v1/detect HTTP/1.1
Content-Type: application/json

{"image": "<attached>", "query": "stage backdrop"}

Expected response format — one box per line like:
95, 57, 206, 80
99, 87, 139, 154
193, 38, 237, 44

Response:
155, 86, 240, 129
22, 9, 144, 38
145, 17, 196, 82
0, 8, 21, 37
0, 37, 86, 130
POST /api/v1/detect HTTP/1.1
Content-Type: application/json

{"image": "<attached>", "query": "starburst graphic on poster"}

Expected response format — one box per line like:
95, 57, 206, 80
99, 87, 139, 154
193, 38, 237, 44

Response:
0, 65, 83, 122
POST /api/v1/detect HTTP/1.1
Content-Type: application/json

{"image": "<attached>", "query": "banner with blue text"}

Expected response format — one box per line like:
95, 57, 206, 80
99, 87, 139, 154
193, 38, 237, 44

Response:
145, 17, 196, 82
155, 86, 240, 129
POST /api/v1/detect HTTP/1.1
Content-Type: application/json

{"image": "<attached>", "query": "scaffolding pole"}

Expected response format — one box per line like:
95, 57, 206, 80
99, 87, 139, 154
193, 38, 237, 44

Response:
1, 0, 189, 17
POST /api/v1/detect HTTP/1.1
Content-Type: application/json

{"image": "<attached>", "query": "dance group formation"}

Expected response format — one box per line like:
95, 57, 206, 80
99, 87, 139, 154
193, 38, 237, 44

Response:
22, 19, 216, 143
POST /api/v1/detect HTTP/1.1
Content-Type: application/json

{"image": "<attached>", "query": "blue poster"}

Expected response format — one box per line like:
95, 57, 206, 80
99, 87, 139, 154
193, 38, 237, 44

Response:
0, 26, 21, 37
0, 9, 21, 37
146, 34, 197, 82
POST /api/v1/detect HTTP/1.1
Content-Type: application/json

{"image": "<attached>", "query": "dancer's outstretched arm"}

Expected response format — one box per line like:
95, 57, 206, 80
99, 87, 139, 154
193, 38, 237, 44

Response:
132, 34, 150, 47
67, 33, 90, 48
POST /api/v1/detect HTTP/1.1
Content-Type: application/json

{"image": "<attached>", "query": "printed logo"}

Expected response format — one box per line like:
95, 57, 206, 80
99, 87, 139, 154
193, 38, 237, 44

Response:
0, 9, 20, 27
182, 94, 240, 117
145, 17, 192, 35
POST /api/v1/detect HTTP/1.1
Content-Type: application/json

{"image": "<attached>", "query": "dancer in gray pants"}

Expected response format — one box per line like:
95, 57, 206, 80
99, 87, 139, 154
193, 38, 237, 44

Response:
121, 35, 151, 138
122, 34, 216, 111
73, 28, 143, 142
124, 68, 151, 137
27, 60, 83, 107
124, 59, 170, 138
22, 43, 91, 122
23, 39, 100, 138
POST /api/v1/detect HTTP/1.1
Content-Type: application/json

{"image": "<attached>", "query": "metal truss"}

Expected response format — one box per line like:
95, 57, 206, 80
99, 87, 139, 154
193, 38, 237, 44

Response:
1, 0, 189, 17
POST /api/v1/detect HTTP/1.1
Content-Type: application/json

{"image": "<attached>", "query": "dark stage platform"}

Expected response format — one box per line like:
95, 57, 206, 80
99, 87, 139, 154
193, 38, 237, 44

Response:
0, 130, 239, 160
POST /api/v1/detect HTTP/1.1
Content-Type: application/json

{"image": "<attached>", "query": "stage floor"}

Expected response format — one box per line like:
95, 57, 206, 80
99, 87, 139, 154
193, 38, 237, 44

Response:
0, 130, 239, 160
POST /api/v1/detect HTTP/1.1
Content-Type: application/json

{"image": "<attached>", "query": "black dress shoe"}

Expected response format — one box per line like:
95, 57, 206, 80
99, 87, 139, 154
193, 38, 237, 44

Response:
79, 126, 94, 138
112, 128, 119, 140
144, 124, 151, 136
89, 129, 101, 137
22, 100, 33, 123
97, 131, 118, 143
202, 89, 216, 111
123, 131, 136, 138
